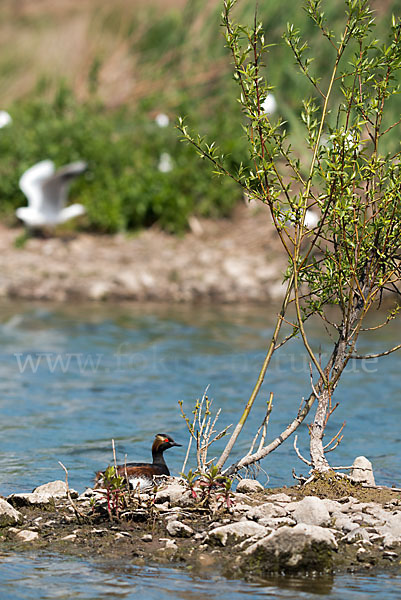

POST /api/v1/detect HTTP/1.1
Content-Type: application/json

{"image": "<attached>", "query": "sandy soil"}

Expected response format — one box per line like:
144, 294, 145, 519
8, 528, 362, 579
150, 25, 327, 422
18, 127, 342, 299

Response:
0, 205, 287, 303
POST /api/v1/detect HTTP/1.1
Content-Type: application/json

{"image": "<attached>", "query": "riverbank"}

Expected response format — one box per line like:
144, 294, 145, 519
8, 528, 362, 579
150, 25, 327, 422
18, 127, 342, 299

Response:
0, 205, 287, 303
2, 472, 401, 579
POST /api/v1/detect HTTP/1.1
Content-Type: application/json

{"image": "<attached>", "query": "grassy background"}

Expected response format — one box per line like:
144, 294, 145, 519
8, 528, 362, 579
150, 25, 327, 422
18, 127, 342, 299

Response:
0, 0, 399, 233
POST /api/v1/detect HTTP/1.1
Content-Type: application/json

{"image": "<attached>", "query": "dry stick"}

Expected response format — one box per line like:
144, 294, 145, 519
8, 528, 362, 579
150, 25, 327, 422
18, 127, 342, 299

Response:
58, 461, 85, 522
181, 433, 193, 475
351, 343, 401, 359
247, 393, 273, 456
293, 435, 312, 466
180, 397, 199, 473
123, 453, 132, 502
112, 439, 118, 471
201, 414, 213, 468
258, 392, 273, 452
182, 386, 231, 473
323, 422, 345, 451
325, 436, 343, 454
197, 392, 211, 470
216, 273, 294, 470
199, 424, 232, 464
196, 431, 201, 472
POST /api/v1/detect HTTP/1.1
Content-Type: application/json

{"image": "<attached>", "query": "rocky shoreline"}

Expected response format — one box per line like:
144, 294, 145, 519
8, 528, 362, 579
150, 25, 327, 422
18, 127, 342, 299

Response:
0, 206, 287, 303
2, 471, 401, 578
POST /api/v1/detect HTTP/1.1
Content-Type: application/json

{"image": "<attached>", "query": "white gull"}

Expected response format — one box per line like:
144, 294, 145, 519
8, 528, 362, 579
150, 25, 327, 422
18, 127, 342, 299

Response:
16, 159, 87, 228
0, 111, 12, 128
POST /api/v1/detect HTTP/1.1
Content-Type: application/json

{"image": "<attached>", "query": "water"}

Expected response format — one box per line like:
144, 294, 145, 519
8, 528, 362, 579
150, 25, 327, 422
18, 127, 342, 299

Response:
1, 553, 401, 600
0, 301, 400, 599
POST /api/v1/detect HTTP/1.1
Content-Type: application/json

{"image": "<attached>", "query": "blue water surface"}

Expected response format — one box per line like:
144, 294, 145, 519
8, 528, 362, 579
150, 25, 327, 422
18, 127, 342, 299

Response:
0, 301, 400, 599
1, 552, 401, 600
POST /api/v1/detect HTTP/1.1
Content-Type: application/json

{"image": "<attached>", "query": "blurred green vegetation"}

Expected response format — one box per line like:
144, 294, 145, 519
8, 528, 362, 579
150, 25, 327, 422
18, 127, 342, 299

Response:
0, 0, 399, 233
0, 83, 242, 233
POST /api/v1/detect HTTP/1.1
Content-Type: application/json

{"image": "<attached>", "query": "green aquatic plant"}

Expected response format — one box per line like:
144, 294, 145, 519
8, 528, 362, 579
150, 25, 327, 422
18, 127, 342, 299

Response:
101, 465, 127, 519
181, 464, 234, 510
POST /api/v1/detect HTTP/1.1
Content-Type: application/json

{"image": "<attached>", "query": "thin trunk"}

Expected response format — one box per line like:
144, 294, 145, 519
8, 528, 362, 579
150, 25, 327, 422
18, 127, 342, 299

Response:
309, 388, 331, 470
309, 297, 364, 471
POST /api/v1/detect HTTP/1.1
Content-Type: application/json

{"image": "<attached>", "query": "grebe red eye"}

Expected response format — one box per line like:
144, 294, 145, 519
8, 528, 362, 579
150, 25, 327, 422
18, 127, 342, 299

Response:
164, 438, 169, 442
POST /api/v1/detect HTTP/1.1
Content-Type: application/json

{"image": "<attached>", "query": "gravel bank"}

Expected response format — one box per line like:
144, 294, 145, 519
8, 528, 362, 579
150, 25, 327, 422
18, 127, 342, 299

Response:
0, 205, 287, 303
2, 472, 401, 578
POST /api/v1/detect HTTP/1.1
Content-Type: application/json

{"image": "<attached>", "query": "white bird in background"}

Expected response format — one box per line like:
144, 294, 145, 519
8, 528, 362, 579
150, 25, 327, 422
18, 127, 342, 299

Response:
304, 209, 319, 229
155, 113, 170, 128
16, 160, 87, 228
261, 93, 277, 115
276, 208, 319, 229
0, 110, 12, 128
158, 152, 173, 173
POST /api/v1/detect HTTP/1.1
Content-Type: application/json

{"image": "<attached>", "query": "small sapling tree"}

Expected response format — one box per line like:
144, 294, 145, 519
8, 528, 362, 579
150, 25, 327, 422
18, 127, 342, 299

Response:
179, 0, 401, 480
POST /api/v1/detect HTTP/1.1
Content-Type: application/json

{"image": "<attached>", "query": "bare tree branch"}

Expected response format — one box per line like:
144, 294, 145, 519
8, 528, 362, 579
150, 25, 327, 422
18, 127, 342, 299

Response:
351, 344, 401, 359
294, 434, 312, 466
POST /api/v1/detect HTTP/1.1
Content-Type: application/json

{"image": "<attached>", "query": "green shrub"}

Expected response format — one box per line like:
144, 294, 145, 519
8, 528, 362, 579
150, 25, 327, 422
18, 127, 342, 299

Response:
0, 0, 399, 234
0, 84, 243, 233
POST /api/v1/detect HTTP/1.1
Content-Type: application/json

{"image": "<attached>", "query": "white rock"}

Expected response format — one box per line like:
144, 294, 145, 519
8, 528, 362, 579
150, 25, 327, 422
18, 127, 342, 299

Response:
376, 512, 401, 544
206, 520, 269, 547
236, 479, 264, 493
60, 534, 77, 541
364, 505, 390, 522
234, 493, 256, 502
9, 493, 54, 507
232, 502, 253, 515
258, 516, 296, 528
355, 512, 383, 527
164, 511, 182, 522
235, 531, 273, 550
331, 511, 360, 533
166, 520, 194, 538
291, 496, 331, 526
321, 499, 342, 514
350, 456, 375, 486
16, 530, 39, 542
155, 483, 186, 505
34, 480, 75, 498
10, 480, 77, 507
245, 523, 337, 571
89, 282, 110, 300
266, 493, 292, 503
0, 498, 23, 527
175, 490, 196, 508
246, 503, 287, 521
342, 527, 371, 543
115, 271, 139, 293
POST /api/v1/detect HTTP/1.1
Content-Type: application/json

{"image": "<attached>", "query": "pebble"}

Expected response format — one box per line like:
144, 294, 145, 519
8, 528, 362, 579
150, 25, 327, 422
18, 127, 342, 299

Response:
60, 534, 77, 542
236, 479, 264, 493
15, 530, 39, 542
